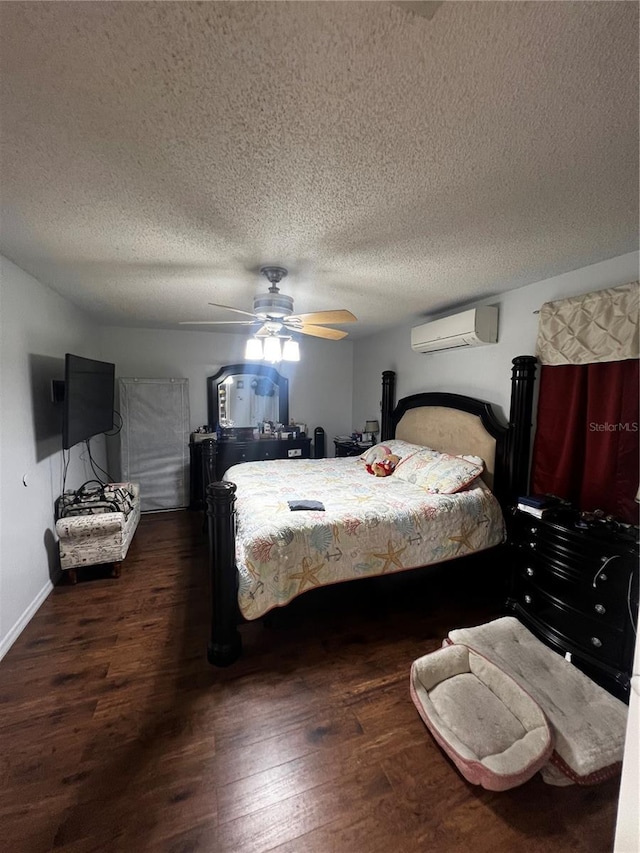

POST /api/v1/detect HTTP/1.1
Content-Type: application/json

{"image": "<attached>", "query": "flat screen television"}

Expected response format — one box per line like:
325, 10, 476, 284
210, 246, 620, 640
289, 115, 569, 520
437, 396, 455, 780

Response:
62, 354, 115, 449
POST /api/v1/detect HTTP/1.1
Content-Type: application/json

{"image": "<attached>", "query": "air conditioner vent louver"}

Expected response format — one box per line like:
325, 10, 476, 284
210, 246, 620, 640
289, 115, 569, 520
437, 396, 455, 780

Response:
411, 307, 498, 353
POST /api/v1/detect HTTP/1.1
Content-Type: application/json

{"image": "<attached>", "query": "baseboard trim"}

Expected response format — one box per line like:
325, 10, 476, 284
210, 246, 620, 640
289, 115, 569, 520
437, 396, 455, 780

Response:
0, 571, 61, 662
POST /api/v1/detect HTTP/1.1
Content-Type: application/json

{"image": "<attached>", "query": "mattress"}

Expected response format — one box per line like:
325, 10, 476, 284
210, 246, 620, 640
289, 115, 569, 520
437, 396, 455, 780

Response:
224, 456, 505, 620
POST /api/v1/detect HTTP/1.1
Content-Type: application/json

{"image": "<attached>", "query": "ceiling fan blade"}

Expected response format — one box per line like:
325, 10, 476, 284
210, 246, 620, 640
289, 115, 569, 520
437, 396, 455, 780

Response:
297, 324, 349, 340
293, 310, 357, 325
207, 302, 258, 319
179, 319, 255, 326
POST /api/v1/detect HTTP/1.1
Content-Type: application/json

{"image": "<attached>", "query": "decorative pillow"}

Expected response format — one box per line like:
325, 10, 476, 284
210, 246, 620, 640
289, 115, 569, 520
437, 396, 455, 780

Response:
361, 443, 393, 465
395, 450, 483, 494
360, 439, 429, 466
461, 454, 484, 468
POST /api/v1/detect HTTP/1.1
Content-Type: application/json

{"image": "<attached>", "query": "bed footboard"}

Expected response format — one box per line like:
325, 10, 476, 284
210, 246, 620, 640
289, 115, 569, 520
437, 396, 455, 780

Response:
206, 481, 242, 666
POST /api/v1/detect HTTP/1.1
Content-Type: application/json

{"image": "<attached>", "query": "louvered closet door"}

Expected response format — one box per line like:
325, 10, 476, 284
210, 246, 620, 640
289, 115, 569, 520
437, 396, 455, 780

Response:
119, 378, 190, 511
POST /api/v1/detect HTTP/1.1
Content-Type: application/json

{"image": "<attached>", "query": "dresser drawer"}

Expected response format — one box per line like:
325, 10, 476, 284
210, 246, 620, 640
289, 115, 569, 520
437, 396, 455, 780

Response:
510, 526, 632, 594
513, 556, 631, 617
217, 437, 312, 478
514, 582, 625, 667
219, 444, 260, 469
514, 516, 625, 562
507, 508, 638, 701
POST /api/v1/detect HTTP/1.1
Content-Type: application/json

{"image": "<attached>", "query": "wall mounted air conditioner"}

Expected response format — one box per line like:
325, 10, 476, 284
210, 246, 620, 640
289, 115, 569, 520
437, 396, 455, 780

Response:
411, 306, 498, 353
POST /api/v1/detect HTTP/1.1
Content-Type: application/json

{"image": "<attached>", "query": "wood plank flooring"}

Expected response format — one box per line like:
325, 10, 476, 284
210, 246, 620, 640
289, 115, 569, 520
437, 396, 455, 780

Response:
0, 511, 623, 852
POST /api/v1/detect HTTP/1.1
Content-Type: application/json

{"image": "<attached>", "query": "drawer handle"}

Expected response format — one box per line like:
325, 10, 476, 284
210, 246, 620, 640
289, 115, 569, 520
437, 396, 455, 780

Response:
530, 526, 538, 535
592, 555, 620, 588
526, 567, 534, 577
590, 637, 603, 649
523, 594, 533, 605
594, 604, 606, 615
528, 542, 536, 550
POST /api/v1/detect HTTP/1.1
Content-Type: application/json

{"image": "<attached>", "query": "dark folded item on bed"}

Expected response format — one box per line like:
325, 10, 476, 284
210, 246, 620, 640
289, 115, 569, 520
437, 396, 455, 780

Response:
288, 500, 325, 511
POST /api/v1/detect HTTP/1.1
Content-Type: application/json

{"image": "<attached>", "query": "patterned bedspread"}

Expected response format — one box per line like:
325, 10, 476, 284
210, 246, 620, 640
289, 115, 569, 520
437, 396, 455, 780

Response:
225, 457, 505, 621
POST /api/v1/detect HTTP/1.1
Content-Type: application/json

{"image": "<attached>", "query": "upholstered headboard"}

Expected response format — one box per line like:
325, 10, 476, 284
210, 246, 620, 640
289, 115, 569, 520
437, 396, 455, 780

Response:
396, 406, 498, 490
390, 391, 510, 499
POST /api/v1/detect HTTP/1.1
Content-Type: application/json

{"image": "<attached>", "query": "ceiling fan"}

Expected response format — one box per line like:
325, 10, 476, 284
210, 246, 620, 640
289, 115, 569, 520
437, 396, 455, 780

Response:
180, 266, 357, 341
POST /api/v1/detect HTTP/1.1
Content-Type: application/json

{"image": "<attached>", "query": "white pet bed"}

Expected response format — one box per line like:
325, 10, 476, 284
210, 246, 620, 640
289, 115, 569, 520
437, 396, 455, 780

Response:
446, 617, 628, 786
410, 644, 554, 791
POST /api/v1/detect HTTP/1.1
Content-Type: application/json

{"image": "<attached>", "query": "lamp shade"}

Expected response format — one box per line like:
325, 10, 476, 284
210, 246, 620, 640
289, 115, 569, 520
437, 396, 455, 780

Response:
245, 337, 263, 360
365, 420, 379, 434
263, 336, 282, 363
282, 339, 300, 362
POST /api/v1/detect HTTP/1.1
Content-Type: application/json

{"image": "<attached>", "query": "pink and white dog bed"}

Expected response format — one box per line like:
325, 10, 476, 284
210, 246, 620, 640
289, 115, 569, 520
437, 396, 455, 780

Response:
411, 618, 629, 789
445, 617, 628, 786
410, 643, 554, 791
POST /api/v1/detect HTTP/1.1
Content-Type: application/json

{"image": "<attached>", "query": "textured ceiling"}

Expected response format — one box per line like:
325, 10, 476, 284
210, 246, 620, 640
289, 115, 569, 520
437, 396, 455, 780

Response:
0, 1, 638, 339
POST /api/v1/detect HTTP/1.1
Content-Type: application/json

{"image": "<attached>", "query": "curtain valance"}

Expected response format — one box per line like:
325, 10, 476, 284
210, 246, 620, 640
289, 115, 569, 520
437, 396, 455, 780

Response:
535, 281, 639, 366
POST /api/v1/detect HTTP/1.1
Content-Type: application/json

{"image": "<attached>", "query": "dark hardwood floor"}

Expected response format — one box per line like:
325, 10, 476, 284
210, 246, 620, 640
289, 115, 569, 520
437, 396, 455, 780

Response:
0, 511, 622, 852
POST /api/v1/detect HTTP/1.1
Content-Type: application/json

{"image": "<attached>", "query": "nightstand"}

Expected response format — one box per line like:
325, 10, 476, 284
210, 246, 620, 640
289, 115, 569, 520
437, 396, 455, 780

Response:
333, 439, 372, 458
506, 508, 639, 702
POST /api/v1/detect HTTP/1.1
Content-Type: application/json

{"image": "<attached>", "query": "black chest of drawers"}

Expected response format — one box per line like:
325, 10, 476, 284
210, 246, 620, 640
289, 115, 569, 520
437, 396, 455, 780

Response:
190, 437, 312, 508
506, 508, 638, 702
216, 437, 311, 480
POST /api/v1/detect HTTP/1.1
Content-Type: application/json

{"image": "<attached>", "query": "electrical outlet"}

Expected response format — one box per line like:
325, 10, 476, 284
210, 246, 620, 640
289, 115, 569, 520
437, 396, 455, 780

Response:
288, 448, 302, 458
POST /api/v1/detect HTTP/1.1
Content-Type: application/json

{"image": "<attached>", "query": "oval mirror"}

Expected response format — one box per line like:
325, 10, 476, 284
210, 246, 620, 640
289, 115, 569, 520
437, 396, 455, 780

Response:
207, 364, 289, 430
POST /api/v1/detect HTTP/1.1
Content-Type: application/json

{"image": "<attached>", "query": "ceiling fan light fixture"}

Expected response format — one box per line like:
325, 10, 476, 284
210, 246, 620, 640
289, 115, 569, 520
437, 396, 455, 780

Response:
282, 339, 300, 362
263, 336, 282, 363
245, 337, 264, 360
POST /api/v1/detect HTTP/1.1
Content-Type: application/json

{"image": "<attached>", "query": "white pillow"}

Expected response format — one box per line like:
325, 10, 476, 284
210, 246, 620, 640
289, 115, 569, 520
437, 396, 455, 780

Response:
394, 450, 484, 494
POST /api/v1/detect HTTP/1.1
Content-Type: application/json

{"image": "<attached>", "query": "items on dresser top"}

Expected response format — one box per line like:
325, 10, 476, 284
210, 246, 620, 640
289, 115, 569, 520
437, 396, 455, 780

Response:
516, 494, 568, 518
506, 507, 639, 701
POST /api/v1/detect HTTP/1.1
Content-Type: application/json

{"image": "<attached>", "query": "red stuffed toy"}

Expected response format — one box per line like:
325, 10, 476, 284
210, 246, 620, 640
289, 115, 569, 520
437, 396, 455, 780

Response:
365, 452, 400, 477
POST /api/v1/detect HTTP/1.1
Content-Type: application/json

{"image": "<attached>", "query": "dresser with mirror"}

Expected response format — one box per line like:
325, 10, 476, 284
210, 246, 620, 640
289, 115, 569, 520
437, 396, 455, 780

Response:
190, 365, 311, 499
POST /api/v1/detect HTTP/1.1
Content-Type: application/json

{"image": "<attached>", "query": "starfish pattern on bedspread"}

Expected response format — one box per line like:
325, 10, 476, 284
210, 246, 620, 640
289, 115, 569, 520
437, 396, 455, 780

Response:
288, 556, 326, 592
370, 539, 407, 573
448, 522, 477, 551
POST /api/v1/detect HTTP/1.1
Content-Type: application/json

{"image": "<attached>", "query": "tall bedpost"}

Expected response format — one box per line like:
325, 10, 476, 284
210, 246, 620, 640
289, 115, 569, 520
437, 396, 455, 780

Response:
206, 481, 242, 666
508, 355, 537, 504
381, 370, 396, 441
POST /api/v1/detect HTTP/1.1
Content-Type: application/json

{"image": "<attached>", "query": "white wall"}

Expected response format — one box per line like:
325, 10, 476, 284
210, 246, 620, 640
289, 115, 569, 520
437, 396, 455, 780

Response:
0, 255, 107, 659
96, 326, 354, 458
352, 252, 639, 428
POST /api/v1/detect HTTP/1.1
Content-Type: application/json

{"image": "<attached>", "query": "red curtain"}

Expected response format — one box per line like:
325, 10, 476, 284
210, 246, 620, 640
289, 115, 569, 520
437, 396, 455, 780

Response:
531, 359, 639, 524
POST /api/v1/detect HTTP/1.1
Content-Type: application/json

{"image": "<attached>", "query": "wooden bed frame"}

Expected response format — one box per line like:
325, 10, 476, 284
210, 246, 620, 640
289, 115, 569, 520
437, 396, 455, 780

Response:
206, 355, 537, 666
